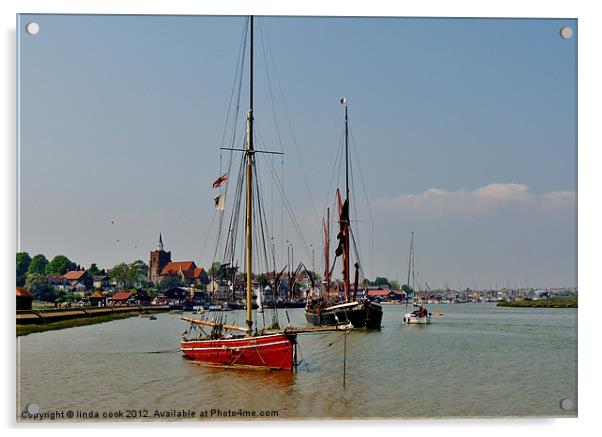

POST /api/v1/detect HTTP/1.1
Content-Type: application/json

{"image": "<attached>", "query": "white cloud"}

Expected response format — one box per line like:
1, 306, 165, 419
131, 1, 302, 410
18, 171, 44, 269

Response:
368, 183, 576, 288
374, 183, 575, 215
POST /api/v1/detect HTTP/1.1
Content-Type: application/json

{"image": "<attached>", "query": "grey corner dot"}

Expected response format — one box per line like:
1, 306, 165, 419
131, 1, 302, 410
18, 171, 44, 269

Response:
559, 26, 573, 40
560, 398, 575, 411
26, 22, 40, 35
25, 402, 39, 414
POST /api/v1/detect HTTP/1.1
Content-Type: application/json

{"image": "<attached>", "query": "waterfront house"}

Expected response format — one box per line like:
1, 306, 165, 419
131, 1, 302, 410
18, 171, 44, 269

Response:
63, 269, 93, 290
161, 286, 190, 301
89, 290, 106, 306
134, 290, 151, 305
92, 275, 110, 290
193, 267, 210, 285
367, 289, 406, 301
108, 292, 133, 306
208, 279, 230, 301
159, 286, 190, 308
160, 261, 197, 282
16, 287, 33, 310
47, 274, 72, 291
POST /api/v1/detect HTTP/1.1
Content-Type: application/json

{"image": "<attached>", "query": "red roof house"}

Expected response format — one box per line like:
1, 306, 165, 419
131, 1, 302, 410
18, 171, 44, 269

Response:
63, 270, 93, 290
160, 261, 197, 280
16, 287, 34, 310
108, 292, 133, 305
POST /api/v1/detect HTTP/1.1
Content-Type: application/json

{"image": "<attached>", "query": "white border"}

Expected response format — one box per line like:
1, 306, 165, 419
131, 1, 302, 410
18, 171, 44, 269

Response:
3, 1, 600, 436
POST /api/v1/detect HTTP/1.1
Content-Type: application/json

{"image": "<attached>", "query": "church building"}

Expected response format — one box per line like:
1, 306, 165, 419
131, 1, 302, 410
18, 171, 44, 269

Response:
149, 233, 171, 282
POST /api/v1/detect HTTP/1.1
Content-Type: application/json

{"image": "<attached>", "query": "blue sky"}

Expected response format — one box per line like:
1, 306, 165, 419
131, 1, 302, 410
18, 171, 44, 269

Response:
17, 15, 576, 289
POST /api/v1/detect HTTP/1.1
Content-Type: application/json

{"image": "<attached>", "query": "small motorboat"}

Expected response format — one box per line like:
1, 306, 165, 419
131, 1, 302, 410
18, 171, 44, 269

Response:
403, 305, 432, 325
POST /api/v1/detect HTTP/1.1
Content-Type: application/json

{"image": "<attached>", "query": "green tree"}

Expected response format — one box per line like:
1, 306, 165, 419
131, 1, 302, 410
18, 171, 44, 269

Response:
16, 252, 31, 286
88, 263, 101, 276
158, 275, 185, 290
402, 284, 414, 296
109, 263, 132, 288
374, 276, 390, 287
24, 272, 56, 302
389, 279, 400, 290
255, 273, 268, 288
109, 260, 148, 289
28, 254, 49, 275
208, 261, 222, 277
130, 260, 149, 279
45, 255, 76, 275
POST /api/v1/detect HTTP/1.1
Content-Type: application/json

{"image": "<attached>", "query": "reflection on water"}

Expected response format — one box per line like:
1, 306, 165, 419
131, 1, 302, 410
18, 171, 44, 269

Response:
17, 303, 577, 419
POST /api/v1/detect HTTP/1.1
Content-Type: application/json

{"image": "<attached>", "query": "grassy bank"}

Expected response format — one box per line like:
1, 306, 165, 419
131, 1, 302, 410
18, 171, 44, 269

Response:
17, 312, 142, 336
496, 298, 577, 308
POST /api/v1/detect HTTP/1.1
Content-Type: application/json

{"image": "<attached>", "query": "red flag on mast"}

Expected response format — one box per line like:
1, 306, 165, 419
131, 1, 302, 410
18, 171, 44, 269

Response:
212, 172, 228, 188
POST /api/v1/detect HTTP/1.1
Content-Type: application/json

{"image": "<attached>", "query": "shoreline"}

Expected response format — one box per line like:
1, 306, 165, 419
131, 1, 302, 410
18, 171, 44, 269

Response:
16, 312, 146, 336
496, 298, 577, 308
16, 306, 170, 336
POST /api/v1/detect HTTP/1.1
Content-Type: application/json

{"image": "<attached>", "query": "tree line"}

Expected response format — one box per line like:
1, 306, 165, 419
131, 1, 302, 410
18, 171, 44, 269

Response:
16, 252, 152, 303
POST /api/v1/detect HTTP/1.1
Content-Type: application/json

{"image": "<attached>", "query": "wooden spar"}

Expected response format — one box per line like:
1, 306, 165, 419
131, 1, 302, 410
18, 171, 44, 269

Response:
180, 316, 247, 332
336, 189, 350, 302
283, 325, 352, 334
343, 101, 351, 303
323, 208, 330, 288
352, 262, 359, 301
245, 15, 254, 337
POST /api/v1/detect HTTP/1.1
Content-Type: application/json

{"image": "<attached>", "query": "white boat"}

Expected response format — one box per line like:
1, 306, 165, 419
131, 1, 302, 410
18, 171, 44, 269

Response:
401, 233, 432, 325
256, 287, 264, 313
208, 303, 231, 312
403, 310, 431, 324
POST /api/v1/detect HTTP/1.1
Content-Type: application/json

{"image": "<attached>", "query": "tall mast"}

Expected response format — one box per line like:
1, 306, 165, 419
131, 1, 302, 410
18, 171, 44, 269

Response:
245, 15, 254, 336
405, 231, 414, 310
406, 232, 413, 290
342, 98, 350, 302
324, 208, 330, 287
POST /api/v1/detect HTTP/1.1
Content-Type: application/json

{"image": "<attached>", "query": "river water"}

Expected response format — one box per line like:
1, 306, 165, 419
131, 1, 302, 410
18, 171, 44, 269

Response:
17, 303, 577, 420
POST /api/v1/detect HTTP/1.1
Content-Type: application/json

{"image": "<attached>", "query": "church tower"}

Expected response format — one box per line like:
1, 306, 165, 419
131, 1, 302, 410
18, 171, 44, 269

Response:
149, 233, 171, 282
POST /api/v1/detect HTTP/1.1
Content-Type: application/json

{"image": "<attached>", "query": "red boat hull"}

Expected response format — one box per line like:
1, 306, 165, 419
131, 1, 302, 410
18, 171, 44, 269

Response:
181, 333, 296, 370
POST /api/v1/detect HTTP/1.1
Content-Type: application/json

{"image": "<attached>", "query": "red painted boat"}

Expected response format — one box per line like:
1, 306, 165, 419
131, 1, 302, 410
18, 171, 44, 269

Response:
181, 332, 297, 370
180, 17, 301, 372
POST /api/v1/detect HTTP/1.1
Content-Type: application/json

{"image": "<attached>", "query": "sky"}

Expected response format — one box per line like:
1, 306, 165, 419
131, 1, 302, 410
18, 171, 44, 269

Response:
17, 14, 576, 289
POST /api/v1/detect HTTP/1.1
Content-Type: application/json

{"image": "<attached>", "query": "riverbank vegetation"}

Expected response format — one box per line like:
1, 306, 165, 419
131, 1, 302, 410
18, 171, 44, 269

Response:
497, 297, 577, 308
17, 313, 141, 336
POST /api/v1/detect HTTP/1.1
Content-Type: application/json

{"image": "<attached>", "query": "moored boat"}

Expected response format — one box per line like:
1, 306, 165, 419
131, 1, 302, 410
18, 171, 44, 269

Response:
181, 317, 297, 370
401, 233, 433, 325
304, 98, 382, 329
403, 305, 432, 325
180, 16, 298, 371
305, 300, 382, 329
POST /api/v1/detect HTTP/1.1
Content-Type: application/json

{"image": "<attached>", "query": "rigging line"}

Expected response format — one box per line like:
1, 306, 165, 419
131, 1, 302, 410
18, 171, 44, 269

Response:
253, 126, 283, 270
222, 155, 246, 266
253, 157, 275, 273
199, 210, 219, 267
250, 164, 267, 275
348, 150, 364, 270
348, 124, 374, 278
212, 22, 248, 270
281, 157, 284, 268
261, 19, 321, 231
216, 155, 238, 264
220, 18, 249, 147
349, 226, 366, 288
323, 124, 346, 216
252, 125, 282, 247
263, 152, 312, 262
258, 19, 285, 154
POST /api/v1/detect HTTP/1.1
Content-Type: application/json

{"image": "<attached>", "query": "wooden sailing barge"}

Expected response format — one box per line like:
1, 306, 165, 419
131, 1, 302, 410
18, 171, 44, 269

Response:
180, 16, 297, 370
304, 99, 383, 330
